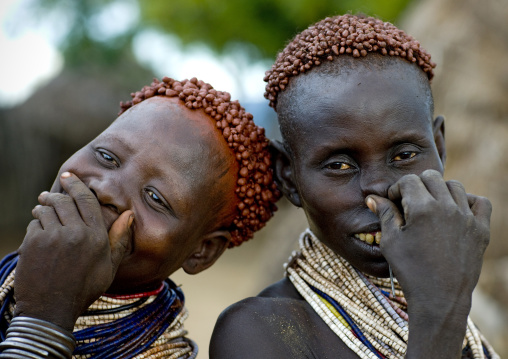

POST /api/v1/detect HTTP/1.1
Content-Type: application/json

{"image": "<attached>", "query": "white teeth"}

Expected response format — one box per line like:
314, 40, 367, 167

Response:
355, 231, 381, 245
365, 234, 374, 244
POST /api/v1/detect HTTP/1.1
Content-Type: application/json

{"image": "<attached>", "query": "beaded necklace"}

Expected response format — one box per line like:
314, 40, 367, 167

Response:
0, 253, 198, 359
286, 230, 499, 359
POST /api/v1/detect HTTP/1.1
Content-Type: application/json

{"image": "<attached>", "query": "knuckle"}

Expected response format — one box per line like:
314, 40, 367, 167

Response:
446, 180, 465, 192
25, 219, 41, 235
399, 173, 419, 184
421, 169, 441, 179
479, 196, 493, 212
32, 205, 50, 218
407, 197, 432, 215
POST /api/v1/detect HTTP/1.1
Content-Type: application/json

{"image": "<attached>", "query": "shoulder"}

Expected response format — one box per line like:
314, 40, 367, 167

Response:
210, 278, 310, 358
210, 278, 350, 359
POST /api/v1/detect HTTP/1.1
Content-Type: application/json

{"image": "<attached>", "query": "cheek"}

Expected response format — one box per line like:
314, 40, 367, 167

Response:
133, 211, 201, 267
298, 174, 359, 213
133, 215, 176, 258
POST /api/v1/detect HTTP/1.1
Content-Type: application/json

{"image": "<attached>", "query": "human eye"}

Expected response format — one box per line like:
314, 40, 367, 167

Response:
145, 188, 167, 208
325, 162, 352, 170
96, 149, 119, 167
392, 151, 417, 162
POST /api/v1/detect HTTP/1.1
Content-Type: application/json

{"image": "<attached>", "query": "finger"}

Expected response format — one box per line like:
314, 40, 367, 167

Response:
419, 170, 454, 203
445, 180, 469, 212
59, 172, 102, 227
467, 194, 492, 224
25, 219, 43, 236
387, 174, 431, 220
366, 195, 404, 231
388, 174, 428, 202
38, 191, 82, 226
108, 211, 134, 274
19, 219, 43, 255
32, 205, 61, 230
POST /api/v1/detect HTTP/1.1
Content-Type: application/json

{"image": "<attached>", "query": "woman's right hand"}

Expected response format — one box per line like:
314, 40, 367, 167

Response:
14, 172, 134, 331
366, 169, 491, 358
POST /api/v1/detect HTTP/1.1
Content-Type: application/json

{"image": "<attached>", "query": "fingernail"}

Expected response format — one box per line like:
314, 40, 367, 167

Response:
39, 191, 49, 197
128, 215, 134, 228
366, 197, 377, 213
61, 172, 71, 178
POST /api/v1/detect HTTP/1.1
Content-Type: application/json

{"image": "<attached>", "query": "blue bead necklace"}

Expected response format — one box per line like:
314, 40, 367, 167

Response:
0, 253, 188, 359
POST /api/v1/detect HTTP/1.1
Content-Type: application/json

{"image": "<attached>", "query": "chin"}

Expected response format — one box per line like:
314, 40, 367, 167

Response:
358, 261, 391, 278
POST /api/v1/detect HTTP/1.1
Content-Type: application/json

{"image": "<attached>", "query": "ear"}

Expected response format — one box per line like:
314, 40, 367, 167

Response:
270, 140, 301, 207
433, 115, 446, 166
181, 230, 231, 275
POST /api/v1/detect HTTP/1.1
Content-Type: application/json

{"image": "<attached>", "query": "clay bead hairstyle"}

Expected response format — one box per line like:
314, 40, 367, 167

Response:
264, 13, 436, 109
119, 77, 281, 247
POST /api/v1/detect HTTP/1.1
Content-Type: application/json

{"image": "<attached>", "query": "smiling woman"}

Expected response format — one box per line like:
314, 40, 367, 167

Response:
0, 76, 280, 358
210, 14, 499, 359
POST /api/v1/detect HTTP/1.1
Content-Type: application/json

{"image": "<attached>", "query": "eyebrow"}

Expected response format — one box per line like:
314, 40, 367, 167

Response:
308, 128, 431, 162
98, 134, 136, 156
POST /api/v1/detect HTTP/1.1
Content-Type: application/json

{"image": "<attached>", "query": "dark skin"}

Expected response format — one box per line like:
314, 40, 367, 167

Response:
14, 96, 239, 334
210, 58, 491, 358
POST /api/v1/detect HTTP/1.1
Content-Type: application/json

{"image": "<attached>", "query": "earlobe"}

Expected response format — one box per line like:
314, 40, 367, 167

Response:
270, 140, 301, 207
433, 115, 447, 167
181, 230, 231, 275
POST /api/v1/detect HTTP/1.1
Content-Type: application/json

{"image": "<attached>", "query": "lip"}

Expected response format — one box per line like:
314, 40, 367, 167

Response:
348, 222, 384, 257
352, 222, 381, 235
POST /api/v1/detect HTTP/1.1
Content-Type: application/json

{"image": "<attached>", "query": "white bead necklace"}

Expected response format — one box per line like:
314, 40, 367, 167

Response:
285, 229, 499, 359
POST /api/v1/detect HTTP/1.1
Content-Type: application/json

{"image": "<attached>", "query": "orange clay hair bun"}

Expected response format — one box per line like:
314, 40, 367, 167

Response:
120, 76, 281, 247
264, 13, 436, 109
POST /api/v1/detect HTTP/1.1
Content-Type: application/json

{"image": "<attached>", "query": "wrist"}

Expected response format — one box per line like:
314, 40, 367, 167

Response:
407, 292, 472, 322
14, 304, 78, 333
0, 316, 76, 359
406, 299, 470, 359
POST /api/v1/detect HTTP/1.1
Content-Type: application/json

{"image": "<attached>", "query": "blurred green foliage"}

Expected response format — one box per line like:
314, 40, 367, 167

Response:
142, 0, 413, 59
27, 0, 413, 67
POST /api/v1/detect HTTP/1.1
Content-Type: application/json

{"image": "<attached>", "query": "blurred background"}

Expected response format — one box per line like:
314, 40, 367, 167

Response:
1, 0, 507, 357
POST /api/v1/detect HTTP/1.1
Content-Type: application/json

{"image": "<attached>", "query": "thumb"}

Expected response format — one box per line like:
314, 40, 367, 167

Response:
366, 195, 404, 231
108, 210, 134, 271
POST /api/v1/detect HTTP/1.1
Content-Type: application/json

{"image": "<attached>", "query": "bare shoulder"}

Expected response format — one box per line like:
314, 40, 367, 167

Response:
210, 278, 313, 359
210, 279, 356, 359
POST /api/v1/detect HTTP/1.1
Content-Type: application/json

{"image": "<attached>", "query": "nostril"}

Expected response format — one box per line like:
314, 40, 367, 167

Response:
105, 204, 119, 213
89, 188, 119, 213
89, 188, 98, 198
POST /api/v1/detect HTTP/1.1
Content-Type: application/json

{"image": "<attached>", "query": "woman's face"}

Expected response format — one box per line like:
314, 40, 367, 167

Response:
278, 59, 445, 277
51, 97, 238, 293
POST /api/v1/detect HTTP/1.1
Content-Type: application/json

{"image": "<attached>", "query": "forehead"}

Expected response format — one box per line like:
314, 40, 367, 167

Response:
97, 97, 233, 206
278, 57, 433, 149
106, 97, 225, 167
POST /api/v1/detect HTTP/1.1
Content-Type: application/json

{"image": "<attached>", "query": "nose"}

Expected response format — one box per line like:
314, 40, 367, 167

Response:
359, 167, 393, 199
87, 175, 127, 213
